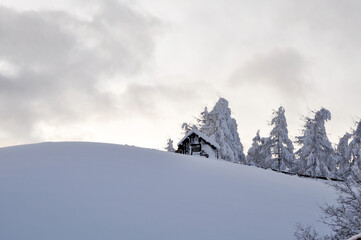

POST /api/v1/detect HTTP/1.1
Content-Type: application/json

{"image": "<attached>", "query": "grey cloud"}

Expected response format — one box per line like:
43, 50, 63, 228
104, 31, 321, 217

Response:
280, 0, 361, 51
0, 1, 160, 143
230, 48, 309, 98
118, 78, 217, 118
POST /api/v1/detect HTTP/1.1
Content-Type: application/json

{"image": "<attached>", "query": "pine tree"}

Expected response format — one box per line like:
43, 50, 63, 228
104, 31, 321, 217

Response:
198, 98, 246, 163
269, 106, 296, 171
295, 108, 336, 178
164, 138, 175, 152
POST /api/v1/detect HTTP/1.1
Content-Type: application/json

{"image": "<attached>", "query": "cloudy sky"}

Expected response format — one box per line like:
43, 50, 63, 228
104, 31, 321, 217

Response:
0, 0, 360, 150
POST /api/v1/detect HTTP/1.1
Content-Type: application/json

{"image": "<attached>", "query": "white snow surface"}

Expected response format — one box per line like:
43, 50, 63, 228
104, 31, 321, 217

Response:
0, 142, 336, 240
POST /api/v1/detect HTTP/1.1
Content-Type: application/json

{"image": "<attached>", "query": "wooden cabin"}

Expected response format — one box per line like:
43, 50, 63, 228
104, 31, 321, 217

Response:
176, 129, 219, 159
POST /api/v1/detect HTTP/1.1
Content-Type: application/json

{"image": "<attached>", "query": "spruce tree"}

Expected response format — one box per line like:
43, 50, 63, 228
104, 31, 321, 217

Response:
349, 121, 361, 175
246, 130, 262, 166
295, 108, 336, 178
247, 107, 295, 171
335, 132, 352, 178
197, 107, 213, 136
335, 121, 361, 179
256, 136, 273, 168
269, 106, 296, 171
198, 98, 246, 163
165, 138, 175, 152
181, 122, 192, 134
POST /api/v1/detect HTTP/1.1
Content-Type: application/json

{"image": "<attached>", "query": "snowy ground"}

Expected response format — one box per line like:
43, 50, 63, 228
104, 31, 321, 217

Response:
0, 142, 336, 240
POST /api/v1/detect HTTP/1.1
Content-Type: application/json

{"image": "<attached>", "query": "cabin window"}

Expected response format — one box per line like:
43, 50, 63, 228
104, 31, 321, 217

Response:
191, 144, 201, 152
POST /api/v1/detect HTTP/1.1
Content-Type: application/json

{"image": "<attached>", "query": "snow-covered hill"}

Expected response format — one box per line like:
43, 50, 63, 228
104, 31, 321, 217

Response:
0, 142, 335, 240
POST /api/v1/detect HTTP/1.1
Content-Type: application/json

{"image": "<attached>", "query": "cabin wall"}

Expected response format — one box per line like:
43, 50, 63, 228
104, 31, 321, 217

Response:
201, 143, 217, 159
177, 133, 218, 159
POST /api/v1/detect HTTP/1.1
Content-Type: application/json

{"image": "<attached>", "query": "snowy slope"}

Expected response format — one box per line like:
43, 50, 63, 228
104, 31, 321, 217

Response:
0, 142, 335, 240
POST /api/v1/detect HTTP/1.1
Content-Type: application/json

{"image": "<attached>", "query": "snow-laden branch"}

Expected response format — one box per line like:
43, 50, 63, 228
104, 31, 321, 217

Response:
346, 233, 361, 240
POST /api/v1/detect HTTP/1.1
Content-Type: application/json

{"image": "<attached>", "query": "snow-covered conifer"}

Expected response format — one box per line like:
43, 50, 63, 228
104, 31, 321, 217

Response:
349, 121, 361, 175
197, 107, 208, 125
295, 108, 336, 178
248, 107, 295, 171
246, 130, 262, 166
256, 136, 273, 168
165, 138, 175, 152
199, 98, 246, 163
269, 106, 296, 171
181, 122, 191, 134
197, 107, 213, 136
335, 132, 352, 178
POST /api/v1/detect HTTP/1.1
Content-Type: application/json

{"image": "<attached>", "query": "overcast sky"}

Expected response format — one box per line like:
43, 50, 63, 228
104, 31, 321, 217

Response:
0, 0, 360, 150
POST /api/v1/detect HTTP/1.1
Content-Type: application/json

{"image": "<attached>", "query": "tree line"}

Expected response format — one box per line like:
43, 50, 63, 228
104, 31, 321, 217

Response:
166, 97, 361, 239
166, 97, 361, 180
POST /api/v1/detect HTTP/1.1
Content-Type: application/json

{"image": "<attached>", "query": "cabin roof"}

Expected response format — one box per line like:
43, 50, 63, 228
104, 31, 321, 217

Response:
178, 129, 220, 149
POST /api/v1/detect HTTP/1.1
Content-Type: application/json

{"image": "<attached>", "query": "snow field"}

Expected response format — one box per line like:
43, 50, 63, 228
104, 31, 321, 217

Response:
0, 142, 336, 240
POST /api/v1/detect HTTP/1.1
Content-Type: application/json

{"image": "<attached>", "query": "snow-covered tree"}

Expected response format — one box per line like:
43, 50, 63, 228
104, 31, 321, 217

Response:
247, 107, 295, 171
181, 122, 192, 134
295, 108, 336, 178
334, 121, 361, 179
268, 106, 296, 171
197, 107, 213, 136
245, 130, 271, 168
198, 98, 246, 163
335, 132, 352, 178
165, 138, 175, 152
246, 130, 262, 166
294, 224, 321, 240
249, 133, 273, 168
246, 130, 271, 166
348, 121, 361, 175
320, 174, 361, 239
295, 173, 361, 240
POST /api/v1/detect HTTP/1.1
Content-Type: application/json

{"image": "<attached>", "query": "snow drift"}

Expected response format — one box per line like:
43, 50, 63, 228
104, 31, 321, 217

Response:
0, 142, 335, 240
